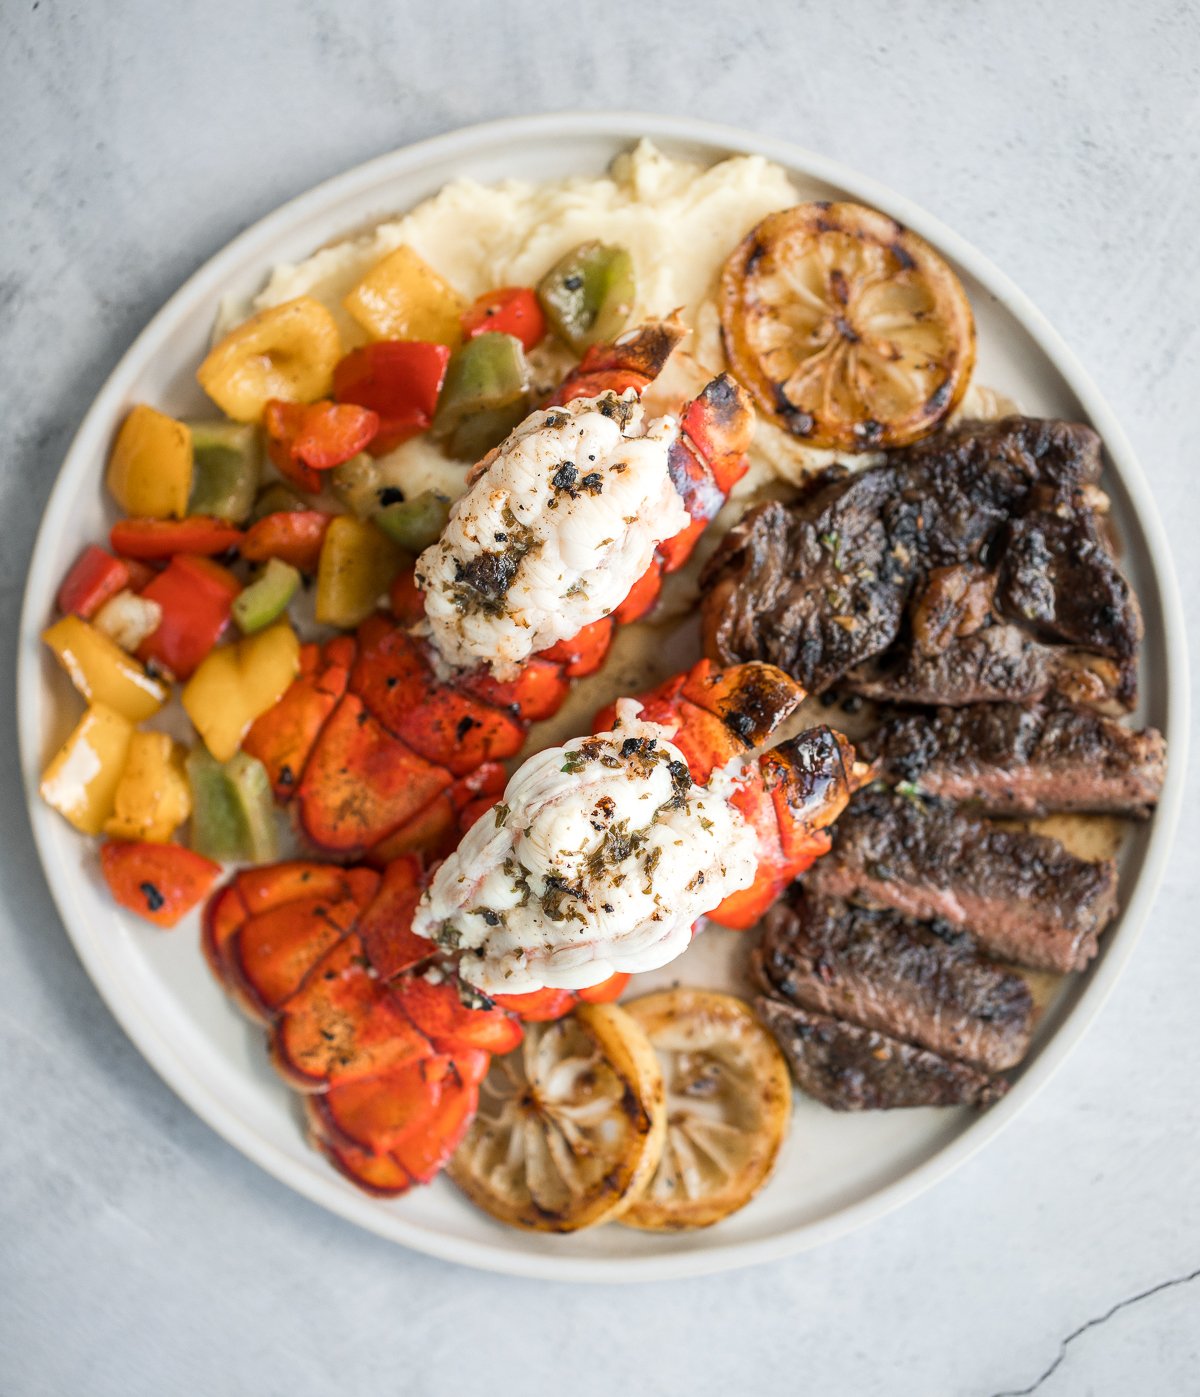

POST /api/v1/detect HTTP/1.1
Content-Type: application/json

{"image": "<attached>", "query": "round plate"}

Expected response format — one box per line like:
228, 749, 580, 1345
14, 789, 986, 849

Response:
17, 112, 1187, 1281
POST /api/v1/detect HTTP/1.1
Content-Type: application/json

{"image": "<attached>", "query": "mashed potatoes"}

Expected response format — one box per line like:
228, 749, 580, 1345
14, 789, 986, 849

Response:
239, 141, 870, 500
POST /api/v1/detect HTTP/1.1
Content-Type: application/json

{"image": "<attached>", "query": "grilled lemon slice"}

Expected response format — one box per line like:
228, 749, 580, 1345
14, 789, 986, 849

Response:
720, 202, 975, 451
621, 989, 792, 1231
447, 1002, 665, 1232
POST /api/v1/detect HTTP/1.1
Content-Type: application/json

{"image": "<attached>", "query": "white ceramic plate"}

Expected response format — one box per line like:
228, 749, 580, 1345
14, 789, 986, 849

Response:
17, 112, 1187, 1281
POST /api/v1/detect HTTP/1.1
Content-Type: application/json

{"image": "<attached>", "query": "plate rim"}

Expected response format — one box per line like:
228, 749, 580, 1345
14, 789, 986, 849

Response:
16, 109, 1189, 1282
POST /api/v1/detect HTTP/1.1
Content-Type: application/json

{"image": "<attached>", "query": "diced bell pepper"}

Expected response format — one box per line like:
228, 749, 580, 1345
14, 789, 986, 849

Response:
137, 555, 241, 679
250, 482, 309, 520
241, 510, 331, 574
106, 405, 193, 519
109, 516, 243, 560
197, 297, 342, 423
537, 241, 636, 352
57, 546, 130, 619
372, 490, 451, 554
431, 332, 530, 461
344, 245, 466, 346
315, 517, 403, 628
232, 558, 301, 634
182, 620, 301, 762
40, 703, 134, 835
103, 731, 192, 842
43, 614, 168, 722
332, 342, 451, 455
186, 421, 262, 522
461, 287, 546, 352
100, 840, 220, 928
185, 748, 279, 864
329, 453, 386, 517
265, 399, 380, 492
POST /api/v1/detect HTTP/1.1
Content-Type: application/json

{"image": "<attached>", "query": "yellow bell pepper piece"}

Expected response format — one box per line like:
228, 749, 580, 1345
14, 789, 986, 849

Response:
40, 703, 134, 835
182, 620, 301, 762
106, 405, 193, 519
315, 516, 403, 628
43, 614, 169, 723
197, 297, 342, 423
103, 732, 192, 843
344, 245, 465, 346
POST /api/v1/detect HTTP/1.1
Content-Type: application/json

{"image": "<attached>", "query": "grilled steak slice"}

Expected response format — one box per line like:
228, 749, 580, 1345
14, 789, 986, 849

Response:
997, 502, 1141, 705
847, 623, 1057, 706
701, 415, 1139, 701
755, 893, 1034, 1071
808, 790, 1118, 972
866, 702, 1166, 817
756, 997, 1007, 1110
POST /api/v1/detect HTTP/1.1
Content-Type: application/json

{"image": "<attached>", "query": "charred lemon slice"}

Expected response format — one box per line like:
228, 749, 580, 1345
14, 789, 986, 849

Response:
447, 1002, 665, 1232
720, 202, 975, 451
621, 989, 791, 1231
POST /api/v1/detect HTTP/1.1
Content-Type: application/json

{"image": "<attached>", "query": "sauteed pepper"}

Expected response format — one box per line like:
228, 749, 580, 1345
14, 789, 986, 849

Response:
372, 491, 452, 554
461, 287, 546, 352
40, 703, 135, 835
315, 517, 404, 628
43, 614, 169, 723
332, 342, 451, 455
187, 422, 262, 522
107, 405, 193, 519
431, 332, 530, 461
138, 555, 241, 679
537, 241, 635, 352
103, 732, 192, 843
185, 748, 279, 863
182, 620, 301, 762
99, 840, 221, 928
233, 558, 301, 634
57, 546, 131, 620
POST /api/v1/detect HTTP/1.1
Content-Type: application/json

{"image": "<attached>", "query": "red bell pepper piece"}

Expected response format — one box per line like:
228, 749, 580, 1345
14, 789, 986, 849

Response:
241, 510, 332, 573
137, 554, 241, 678
264, 400, 380, 492
57, 545, 130, 618
110, 517, 244, 560
333, 342, 451, 455
461, 287, 546, 352
100, 841, 221, 928
118, 556, 158, 592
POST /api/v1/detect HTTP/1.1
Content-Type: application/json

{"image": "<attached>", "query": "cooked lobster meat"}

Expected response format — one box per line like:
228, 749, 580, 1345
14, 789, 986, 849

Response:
205, 660, 866, 1195
238, 321, 756, 860
754, 891, 1034, 1072
808, 789, 1119, 973
755, 997, 1008, 1110
700, 416, 1143, 707
865, 701, 1166, 818
415, 659, 869, 994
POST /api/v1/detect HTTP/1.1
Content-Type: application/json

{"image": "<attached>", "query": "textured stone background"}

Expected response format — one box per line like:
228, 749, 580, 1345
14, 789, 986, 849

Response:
3, 3, 1198, 1393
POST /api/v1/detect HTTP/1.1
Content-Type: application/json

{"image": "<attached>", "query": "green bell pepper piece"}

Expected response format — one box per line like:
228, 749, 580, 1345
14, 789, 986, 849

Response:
432, 332, 530, 461
232, 557, 301, 634
250, 482, 309, 521
373, 490, 452, 554
186, 422, 262, 523
537, 241, 635, 352
186, 748, 278, 864
329, 453, 386, 518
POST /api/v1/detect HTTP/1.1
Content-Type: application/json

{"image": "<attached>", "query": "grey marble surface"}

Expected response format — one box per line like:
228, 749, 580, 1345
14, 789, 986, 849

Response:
3, 2, 1199, 1393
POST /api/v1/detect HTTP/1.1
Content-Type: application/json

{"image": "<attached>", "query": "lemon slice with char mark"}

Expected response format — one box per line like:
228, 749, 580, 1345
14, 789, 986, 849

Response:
621, 989, 792, 1231
720, 201, 975, 452
447, 1001, 665, 1232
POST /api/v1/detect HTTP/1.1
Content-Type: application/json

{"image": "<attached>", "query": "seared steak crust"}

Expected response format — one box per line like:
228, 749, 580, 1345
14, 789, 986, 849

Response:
701, 416, 1141, 704
847, 623, 1058, 706
808, 790, 1119, 972
755, 893, 1034, 1071
865, 702, 1166, 818
756, 997, 1007, 1110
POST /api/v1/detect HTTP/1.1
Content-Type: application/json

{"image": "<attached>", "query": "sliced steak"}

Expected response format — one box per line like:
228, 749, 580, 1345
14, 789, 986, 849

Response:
756, 997, 1007, 1110
866, 702, 1166, 817
997, 498, 1142, 705
847, 622, 1058, 706
755, 893, 1034, 1071
701, 415, 1141, 704
808, 789, 1119, 972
